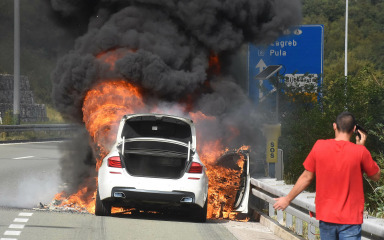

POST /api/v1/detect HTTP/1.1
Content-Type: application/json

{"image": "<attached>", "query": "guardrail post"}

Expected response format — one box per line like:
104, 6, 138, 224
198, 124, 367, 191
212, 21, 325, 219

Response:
277, 210, 284, 224
308, 224, 316, 240
286, 213, 293, 228
269, 203, 275, 217
296, 218, 303, 235
276, 149, 284, 180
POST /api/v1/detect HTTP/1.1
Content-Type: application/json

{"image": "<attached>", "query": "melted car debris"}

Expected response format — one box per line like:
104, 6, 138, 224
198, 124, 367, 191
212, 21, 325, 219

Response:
34, 199, 91, 213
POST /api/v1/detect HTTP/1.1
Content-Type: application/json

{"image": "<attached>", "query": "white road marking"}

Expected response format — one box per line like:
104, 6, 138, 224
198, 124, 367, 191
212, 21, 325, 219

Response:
9, 224, 24, 229
18, 212, 33, 217
13, 218, 28, 223
3, 231, 20, 236
1, 212, 33, 240
12, 156, 34, 160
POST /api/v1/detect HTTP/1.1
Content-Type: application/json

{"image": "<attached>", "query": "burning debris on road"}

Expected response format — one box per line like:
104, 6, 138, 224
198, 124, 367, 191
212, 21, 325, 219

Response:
48, 0, 302, 219
35, 200, 89, 214
34, 184, 93, 214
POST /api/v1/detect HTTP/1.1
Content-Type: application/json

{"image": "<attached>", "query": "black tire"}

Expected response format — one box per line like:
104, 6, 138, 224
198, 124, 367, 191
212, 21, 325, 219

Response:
193, 200, 207, 223
95, 189, 111, 216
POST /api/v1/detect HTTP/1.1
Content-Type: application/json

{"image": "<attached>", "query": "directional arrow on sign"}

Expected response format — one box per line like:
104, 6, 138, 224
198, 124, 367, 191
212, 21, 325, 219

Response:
255, 59, 275, 101
255, 59, 267, 73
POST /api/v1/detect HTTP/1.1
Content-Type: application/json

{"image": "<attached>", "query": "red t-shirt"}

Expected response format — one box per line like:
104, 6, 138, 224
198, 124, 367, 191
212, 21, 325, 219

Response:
303, 139, 380, 224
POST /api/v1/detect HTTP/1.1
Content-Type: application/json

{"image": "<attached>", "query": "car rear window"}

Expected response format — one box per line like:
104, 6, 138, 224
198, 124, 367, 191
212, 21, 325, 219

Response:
121, 116, 192, 143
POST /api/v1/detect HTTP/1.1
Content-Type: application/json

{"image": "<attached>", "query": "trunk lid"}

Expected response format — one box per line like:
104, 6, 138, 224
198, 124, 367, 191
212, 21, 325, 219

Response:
117, 114, 195, 179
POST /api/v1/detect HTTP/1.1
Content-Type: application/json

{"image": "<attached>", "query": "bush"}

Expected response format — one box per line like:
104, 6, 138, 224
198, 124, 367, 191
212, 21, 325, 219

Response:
2, 110, 14, 125
365, 124, 384, 218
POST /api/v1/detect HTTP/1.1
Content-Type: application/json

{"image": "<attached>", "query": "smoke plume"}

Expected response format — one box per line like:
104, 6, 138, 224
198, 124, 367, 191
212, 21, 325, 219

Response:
50, 0, 302, 193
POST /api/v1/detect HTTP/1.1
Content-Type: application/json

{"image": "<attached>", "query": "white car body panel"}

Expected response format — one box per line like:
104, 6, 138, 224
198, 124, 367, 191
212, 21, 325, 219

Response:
98, 150, 208, 207
232, 152, 251, 213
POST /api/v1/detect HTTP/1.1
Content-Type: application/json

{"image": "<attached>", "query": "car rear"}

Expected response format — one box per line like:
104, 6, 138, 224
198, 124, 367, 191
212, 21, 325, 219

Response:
96, 114, 208, 221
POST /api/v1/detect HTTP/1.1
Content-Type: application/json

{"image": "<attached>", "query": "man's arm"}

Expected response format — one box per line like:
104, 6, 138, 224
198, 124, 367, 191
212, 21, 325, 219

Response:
367, 170, 381, 182
273, 170, 315, 211
356, 129, 381, 181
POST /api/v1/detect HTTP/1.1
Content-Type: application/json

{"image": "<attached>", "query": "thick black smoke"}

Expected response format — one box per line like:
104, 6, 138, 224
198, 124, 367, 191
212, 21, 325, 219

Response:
50, 0, 302, 193
58, 126, 97, 194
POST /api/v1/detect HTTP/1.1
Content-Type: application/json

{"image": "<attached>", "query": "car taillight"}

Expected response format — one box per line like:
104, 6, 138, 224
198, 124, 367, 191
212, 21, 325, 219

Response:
108, 156, 122, 168
188, 162, 203, 173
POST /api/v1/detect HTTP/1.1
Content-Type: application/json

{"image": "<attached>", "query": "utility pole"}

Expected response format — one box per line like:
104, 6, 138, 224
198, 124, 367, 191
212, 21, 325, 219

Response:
344, 0, 349, 110
14, 0, 21, 124
275, 72, 279, 124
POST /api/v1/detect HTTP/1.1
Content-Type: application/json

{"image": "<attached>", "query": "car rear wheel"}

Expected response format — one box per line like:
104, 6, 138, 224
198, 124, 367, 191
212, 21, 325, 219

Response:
191, 200, 207, 222
95, 189, 111, 216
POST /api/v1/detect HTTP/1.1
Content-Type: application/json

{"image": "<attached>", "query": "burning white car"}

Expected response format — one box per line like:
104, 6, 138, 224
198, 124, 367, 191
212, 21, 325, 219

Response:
96, 113, 209, 222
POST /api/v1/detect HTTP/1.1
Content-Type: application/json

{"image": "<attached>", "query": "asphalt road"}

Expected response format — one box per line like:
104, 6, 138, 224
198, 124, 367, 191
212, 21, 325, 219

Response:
0, 208, 241, 240
0, 141, 61, 209
0, 141, 280, 240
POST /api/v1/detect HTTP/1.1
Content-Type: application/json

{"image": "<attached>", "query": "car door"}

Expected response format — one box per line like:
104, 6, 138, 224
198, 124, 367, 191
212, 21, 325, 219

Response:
215, 150, 250, 213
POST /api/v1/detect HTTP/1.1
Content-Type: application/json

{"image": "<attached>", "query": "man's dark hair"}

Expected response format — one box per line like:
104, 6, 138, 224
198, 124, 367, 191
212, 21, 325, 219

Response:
336, 112, 356, 133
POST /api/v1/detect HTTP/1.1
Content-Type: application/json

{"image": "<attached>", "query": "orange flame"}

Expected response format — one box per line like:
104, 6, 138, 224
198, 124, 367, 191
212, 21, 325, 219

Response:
54, 79, 146, 213
54, 178, 97, 213
206, 165, 243, 219
96, 48, 135, 71
82, 79, 145, 160
208, 52, 221, 75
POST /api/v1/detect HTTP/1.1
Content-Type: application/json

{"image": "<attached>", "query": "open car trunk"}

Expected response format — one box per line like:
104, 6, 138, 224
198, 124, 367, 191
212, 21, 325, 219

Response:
120, 115, 193, 179
215, 150, 250, 213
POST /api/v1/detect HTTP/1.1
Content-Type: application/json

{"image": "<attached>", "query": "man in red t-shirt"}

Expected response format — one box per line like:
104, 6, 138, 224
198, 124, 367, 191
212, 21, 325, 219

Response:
273, 112, 381, 239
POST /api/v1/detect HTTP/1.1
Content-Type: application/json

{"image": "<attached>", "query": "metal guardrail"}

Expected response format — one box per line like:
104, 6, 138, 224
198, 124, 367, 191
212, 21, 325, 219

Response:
0, 124, 79, 132
250, 177, 384, 240
0, 124, 81, 142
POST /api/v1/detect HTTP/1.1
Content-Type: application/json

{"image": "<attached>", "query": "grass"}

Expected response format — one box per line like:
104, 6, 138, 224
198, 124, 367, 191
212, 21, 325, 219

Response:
0, 129, 74, 142
45, 105, 65, 124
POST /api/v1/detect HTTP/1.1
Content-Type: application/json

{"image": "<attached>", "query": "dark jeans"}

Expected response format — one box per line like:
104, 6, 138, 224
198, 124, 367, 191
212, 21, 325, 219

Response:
319, 221, 362, 240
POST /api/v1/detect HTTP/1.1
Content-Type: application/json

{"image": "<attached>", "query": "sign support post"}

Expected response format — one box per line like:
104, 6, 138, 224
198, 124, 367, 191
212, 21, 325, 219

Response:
255, 66, 282, 178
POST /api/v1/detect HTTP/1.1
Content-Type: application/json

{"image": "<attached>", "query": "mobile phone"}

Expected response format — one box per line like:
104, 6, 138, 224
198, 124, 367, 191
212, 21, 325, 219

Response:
355, 124, 367, 140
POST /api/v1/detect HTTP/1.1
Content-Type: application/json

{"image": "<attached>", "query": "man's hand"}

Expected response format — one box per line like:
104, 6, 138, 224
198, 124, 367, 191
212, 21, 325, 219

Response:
273, 196, 291, 211
273, 170, 314, 211
356, 129, 367, 146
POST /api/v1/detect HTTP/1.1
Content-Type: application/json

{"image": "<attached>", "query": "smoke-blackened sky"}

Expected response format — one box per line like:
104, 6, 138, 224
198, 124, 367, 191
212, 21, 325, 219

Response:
51, 0, 301, 121
49, 0, 302, 193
